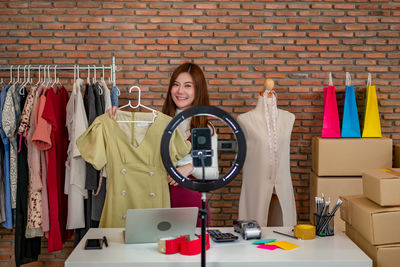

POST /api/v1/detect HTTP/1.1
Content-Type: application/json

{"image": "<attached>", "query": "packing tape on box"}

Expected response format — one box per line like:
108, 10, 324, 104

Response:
158, 236, 185, 254
294, 224, 316, 240
381, 168, 400, 177
157, 234, 210, 255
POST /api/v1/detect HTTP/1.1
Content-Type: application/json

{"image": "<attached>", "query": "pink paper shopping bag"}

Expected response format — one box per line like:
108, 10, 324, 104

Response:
322, 85, 341, 138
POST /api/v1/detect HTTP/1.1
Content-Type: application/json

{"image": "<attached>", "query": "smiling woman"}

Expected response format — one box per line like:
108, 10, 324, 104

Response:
162, 62, 219, 227
170, 72, 196, 110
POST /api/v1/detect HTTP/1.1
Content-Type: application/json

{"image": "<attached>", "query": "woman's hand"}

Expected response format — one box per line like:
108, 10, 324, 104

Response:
106, 106, 119, 118
167, 163, 194, 186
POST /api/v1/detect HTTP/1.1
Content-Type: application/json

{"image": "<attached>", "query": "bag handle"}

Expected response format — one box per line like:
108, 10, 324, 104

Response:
329, 72, 333, 86
346, 72, 351, 87
367, 73, 372, 87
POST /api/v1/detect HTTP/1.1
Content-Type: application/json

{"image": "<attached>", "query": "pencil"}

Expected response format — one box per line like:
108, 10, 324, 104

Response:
273, 230, 300, 240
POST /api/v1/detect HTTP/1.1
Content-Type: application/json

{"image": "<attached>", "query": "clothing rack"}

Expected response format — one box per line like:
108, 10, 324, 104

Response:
0, 56, 118, 87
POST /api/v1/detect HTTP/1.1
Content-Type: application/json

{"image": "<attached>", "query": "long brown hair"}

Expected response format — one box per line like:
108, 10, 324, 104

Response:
162, 62, 212, 132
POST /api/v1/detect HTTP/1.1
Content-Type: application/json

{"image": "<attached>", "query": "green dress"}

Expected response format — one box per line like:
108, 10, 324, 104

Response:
76, 112, 191, 228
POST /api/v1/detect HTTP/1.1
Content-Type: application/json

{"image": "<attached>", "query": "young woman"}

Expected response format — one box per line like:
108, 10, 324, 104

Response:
108, 62, 218, 226
162, 63, 219, 226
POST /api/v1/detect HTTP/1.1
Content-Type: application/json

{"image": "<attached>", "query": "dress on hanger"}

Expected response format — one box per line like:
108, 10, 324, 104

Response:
76, 112, 191, 228
42, 86, 72, 252
0, 83, 12, 229
64, 78, 88, 230
238, 95, 297, 227
15, 88, 41, 267
2, 84, 17, 209
26, 84, 43, 238
31, 86, 52, 234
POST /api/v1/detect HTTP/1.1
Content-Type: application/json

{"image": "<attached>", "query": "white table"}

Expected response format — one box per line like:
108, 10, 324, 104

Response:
65, 227, 372, 267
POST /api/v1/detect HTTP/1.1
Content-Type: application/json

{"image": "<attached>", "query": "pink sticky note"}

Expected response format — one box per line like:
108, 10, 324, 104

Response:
257, 244, 279, 250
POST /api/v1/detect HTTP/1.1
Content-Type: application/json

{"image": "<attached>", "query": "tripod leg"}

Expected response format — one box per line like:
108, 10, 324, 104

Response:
201, 192, 207, 267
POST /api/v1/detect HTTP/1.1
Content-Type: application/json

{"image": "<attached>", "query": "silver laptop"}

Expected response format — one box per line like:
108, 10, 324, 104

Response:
124, 207, 198, 244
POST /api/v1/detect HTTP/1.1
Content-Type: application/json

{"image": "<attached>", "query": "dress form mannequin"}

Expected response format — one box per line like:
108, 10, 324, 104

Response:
238, 79, 297, 227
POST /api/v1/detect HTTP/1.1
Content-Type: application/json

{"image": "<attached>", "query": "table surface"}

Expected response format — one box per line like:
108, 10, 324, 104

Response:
65, 227, 372, 267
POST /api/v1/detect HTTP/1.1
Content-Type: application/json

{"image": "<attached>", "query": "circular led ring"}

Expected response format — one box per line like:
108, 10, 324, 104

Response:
161, 105, 246, 192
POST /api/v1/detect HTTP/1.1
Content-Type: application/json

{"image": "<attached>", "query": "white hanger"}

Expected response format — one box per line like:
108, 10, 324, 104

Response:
8, 65, 13, 84
20, 65, 30, 95
35, 65, 41, 86
367, 73, 372, 87
345, 72, 351, 87
17, 65, 21, 84
94, 65, 103, 95
51, 65, 57, 87
87, 65, 90, 84
108, 64, 112, 85
41, 65, 46, 87
102, 65, 105, 83
93, 64, 96, 84
41, 65, 48, 87
117, 85, 158, 124
328, 72, 333, 86
46, 65, 52, 87
18, 65, 26, 89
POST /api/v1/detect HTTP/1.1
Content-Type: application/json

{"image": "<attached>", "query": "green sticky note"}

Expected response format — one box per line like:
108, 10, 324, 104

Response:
252, 239, 276, 245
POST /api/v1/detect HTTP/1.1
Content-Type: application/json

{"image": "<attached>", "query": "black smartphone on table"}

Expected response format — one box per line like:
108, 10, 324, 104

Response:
84, 238, 103, 250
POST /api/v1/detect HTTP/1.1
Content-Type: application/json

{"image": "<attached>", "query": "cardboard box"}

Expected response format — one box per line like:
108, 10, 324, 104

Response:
346, 223, 400, 267
310, 172, 363, 232
340, 195, 400, 245
395, 145, 400, 168
312, 137, 392, 176
363, 169, 400, 206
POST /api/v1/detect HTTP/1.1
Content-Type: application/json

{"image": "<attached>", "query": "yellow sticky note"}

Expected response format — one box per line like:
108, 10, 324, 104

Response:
269, 241, 298, 250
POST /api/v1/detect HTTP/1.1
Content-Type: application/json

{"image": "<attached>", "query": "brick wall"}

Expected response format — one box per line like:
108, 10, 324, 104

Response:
0, 0, 399, 266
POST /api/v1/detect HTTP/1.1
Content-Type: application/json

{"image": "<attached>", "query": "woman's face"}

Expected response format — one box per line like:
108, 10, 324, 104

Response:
171, 72, 195, 110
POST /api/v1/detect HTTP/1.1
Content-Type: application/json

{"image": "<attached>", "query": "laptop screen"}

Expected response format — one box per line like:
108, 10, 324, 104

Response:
124, 207, 198, 244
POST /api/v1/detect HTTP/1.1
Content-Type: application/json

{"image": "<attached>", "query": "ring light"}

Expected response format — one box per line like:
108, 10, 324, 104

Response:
160, 105, 246, 192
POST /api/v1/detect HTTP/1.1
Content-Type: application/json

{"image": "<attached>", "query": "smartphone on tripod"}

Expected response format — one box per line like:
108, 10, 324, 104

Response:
191, 128, 212, 167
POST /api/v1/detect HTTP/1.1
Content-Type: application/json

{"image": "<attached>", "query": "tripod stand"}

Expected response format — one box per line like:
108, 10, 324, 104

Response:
191, 149, 213, 267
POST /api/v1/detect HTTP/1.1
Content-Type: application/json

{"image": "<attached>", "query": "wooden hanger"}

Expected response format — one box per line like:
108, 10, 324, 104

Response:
260, 78, 275, 98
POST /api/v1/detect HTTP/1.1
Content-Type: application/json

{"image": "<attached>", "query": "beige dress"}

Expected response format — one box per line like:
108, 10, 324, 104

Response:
64, 78, 88, 229
238, 96, 297, 227
76, 111, 191, 228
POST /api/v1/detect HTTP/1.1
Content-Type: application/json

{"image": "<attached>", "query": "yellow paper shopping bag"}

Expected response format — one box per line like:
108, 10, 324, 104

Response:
362, 74, 382, 137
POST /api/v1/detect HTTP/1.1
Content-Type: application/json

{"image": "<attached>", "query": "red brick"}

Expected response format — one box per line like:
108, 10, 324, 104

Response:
265, 3, 286, 9
41, 24, 63, 30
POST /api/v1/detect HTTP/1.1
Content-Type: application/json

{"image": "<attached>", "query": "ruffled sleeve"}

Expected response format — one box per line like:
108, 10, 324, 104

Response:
76, 118, 107, 170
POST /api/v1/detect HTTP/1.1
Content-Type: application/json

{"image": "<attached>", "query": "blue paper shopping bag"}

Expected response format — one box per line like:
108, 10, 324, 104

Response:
341, 85, 361, 137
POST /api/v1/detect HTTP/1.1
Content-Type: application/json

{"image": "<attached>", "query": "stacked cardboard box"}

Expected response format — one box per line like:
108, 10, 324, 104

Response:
310, 137, 392, 232
394, 145, 400, 168
341, 169, 400, 267
341, 194, 400, 267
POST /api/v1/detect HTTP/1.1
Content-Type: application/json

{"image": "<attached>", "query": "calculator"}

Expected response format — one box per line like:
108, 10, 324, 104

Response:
207, 229, 238, 242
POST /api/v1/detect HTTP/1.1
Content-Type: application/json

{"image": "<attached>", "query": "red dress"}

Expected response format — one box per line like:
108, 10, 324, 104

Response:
169, 136, 210, 227
42, 86, 72, 252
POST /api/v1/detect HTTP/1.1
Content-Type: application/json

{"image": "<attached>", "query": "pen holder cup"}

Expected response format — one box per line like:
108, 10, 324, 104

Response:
314, 213, 334, 237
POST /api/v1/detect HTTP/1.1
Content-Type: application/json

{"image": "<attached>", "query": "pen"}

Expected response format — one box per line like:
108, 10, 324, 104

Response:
273, 230, 299, 240
103, 236, 108, 247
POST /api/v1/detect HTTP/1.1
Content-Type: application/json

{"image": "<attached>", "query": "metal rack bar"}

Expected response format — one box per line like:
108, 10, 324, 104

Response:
0, 56, 117, 85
